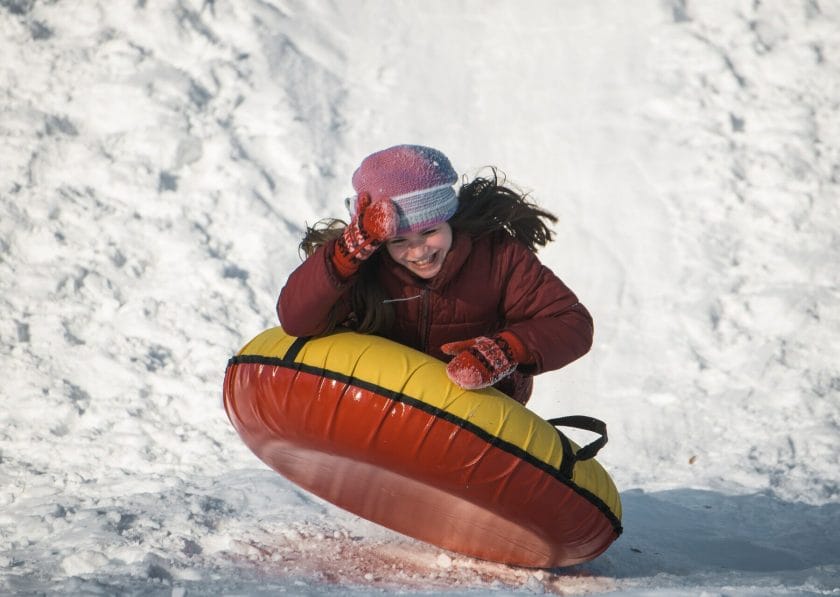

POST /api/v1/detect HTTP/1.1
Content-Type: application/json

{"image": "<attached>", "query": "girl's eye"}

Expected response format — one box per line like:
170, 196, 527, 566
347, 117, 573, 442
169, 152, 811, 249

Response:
388, 238, 407, 246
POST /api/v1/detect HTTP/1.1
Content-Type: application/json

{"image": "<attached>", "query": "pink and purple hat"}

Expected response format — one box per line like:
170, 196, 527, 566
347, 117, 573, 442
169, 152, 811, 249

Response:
350, 144, 459, 234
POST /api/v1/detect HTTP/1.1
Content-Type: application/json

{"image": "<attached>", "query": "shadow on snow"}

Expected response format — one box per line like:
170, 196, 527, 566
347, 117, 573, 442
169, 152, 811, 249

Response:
579, 488, 840, 578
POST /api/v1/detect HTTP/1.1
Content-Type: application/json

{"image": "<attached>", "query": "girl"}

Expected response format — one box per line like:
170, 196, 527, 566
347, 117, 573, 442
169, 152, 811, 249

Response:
277, 144, 593, 405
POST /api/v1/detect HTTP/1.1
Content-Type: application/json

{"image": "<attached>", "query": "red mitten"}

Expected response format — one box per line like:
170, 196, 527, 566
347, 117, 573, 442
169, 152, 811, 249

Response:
332, 192, 398, 279
441, 331, 532, 390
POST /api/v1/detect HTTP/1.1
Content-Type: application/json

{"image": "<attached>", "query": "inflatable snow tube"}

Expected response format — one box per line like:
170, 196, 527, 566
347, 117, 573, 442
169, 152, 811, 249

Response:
223, 327, 622, 568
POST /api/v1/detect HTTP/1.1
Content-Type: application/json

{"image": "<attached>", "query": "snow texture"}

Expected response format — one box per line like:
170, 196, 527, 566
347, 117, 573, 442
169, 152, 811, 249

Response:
1, 0, 839, 595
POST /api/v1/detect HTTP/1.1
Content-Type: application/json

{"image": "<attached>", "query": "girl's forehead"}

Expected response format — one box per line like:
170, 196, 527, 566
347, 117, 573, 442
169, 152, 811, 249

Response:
392, 223, 450, 241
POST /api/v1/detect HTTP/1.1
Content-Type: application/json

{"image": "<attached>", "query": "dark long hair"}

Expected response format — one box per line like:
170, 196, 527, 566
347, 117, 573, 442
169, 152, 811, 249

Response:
449, 168, 557, 250
298, 168, 558, 335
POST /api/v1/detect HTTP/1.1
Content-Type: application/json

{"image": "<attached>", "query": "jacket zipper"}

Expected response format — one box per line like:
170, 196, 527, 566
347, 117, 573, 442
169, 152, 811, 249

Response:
418, 288, 430, 353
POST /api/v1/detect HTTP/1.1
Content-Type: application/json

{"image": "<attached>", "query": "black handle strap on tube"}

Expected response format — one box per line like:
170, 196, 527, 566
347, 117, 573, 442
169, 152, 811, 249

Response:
282, 336, 310, 363
547, 415, 609, 478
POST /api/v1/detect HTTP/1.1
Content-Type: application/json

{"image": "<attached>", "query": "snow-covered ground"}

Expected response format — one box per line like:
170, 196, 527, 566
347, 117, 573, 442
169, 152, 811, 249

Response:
2, 0, 839, 594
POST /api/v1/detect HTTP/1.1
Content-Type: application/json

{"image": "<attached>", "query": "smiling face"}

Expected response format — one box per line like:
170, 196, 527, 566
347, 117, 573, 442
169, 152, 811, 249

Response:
385, 222, 453, 279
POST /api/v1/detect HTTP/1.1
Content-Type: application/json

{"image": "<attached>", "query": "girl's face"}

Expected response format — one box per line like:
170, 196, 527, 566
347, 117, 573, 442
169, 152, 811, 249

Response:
385, 223, 453, 279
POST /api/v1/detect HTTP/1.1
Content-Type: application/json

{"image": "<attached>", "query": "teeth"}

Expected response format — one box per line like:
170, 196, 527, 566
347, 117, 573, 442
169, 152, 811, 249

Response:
413, 254, 434, 266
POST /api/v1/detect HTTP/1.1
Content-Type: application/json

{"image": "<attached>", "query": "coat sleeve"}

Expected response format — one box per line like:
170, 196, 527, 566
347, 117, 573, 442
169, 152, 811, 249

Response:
497, 239, 594, 374
276, 240, 353, 337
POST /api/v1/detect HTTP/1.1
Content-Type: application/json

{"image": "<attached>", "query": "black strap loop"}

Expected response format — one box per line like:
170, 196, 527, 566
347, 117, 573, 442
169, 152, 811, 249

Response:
547, 415, 609, 475
283, 336, 310, 363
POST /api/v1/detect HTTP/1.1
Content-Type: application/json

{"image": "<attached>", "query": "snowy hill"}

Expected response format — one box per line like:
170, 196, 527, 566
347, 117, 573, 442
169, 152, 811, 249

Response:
1, 1, 839, 594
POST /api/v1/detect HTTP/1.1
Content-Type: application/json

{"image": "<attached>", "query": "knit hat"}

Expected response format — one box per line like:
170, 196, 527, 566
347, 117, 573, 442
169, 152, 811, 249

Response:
350, 144, 459, 234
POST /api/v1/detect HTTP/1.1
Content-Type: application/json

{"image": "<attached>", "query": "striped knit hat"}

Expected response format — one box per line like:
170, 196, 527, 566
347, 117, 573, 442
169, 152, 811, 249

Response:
350, 144, 459, 234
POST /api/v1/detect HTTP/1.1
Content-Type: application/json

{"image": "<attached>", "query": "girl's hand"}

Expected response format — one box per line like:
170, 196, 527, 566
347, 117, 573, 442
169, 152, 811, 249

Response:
332, 193, 398, 278
441, 332, 530, 390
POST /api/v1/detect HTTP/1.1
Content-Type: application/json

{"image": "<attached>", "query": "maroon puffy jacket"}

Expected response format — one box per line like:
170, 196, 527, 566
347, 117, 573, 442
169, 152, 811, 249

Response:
277, 230, 593, 404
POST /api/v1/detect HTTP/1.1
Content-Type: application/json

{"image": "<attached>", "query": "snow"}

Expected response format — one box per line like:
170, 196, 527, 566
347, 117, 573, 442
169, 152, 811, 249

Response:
1, 0, 839, 594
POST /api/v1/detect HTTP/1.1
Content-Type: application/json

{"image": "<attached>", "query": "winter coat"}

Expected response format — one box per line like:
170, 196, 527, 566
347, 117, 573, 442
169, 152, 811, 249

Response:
277, 230, 594, 404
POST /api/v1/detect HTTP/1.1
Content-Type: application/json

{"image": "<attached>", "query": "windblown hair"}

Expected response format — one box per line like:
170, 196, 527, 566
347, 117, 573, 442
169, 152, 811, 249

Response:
297, 168, 558, 335
299, 218, 344, 259
448, 168, 557, 251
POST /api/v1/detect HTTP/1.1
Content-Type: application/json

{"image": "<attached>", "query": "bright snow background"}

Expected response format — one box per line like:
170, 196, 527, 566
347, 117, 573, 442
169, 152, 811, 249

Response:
2, 0, 839, 595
